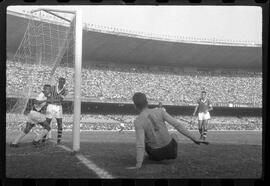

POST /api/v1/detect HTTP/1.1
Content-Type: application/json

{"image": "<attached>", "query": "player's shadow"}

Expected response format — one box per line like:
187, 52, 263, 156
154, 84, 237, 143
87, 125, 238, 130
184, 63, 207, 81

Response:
79, 142, 179, 167
143, 156, 179, 165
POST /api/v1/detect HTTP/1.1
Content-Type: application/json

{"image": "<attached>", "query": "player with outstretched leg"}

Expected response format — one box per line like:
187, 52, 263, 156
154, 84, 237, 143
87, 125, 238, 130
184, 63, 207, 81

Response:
10, 85, 52, 148
193, 91, 213, 141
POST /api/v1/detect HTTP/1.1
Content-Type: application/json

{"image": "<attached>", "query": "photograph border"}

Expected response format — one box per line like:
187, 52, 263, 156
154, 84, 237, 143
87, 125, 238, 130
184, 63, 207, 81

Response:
0, 0, 268, 185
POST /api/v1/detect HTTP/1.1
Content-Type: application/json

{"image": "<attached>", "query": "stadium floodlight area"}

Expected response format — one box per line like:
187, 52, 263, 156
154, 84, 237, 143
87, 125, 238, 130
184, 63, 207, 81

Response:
8, 9, 82, 152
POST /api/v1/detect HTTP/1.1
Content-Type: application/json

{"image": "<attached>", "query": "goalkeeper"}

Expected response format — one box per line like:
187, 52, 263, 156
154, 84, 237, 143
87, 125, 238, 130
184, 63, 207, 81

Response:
131, 92, 204, 169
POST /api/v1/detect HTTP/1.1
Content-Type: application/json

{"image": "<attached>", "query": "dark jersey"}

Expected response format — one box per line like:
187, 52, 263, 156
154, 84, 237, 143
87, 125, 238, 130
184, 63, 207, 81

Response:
49, 84, 68, 105
197, 98, 212, 113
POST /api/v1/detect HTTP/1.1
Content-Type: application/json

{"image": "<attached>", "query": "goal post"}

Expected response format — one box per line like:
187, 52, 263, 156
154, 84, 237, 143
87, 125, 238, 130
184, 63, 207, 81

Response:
73, 9, 83, 152
8, 8, 83, 152
33, 8, 83, 152
32, 8, 83, 152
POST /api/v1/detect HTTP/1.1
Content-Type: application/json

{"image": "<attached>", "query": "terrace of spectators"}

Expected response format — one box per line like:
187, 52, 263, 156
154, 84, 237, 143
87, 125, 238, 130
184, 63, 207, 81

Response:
7, 10, 262, 69
6, 10, 262, 108
6, 61, 262, 107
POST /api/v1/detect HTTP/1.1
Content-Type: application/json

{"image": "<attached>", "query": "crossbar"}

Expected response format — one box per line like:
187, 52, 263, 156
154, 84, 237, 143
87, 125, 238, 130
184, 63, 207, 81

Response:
31, 8, 76, 14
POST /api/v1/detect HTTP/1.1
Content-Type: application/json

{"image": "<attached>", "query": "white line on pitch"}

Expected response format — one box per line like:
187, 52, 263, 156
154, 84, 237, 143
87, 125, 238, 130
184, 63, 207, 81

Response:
54, 142, 114, 178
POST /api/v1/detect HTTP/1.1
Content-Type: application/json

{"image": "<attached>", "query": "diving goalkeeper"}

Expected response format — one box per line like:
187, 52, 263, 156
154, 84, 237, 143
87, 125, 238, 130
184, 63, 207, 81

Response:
131, 92, 204, 169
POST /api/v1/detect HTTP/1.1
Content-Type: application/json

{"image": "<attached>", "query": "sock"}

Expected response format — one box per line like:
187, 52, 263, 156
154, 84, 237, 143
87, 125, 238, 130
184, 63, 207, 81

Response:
57, 127, 62, 143
203, 130, 207, 138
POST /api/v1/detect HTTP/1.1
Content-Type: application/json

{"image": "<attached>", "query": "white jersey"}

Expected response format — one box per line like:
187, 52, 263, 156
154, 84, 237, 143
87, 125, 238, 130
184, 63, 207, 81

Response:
33, 92, 47, 112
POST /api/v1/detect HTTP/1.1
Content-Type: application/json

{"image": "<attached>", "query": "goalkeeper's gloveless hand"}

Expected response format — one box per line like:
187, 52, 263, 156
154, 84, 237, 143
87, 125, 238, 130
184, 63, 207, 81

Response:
126, 162, 142, 170
193, 139, 201, 145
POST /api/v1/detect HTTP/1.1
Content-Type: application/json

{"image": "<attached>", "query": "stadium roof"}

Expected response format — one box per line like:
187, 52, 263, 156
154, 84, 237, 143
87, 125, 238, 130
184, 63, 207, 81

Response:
7, 10, 262, 69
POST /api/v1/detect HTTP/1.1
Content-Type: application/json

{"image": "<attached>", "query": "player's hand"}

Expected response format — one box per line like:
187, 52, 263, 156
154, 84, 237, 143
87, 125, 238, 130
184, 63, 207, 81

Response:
193, 140, 201, 145
197, 140, 210, 145
192, 113, 196, 116
126, 162, 142, 170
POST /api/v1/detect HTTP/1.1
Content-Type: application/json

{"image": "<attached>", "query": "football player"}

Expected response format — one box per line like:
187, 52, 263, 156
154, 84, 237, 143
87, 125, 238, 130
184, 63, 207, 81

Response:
10, 84, 52, 147
45, 77, 68, 144
130, 92, 203, 169
193, 91, 213, 141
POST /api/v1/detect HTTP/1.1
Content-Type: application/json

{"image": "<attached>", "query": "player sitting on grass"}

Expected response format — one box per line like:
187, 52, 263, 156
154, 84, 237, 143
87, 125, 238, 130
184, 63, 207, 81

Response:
10, 85, 52, 148
131, 92, 204, 169
193, 91, 213, 141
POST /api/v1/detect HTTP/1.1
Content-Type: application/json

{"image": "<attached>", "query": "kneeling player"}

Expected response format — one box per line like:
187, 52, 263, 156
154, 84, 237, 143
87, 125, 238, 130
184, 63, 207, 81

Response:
10, 85, 52, 147
132, 92, 204, 169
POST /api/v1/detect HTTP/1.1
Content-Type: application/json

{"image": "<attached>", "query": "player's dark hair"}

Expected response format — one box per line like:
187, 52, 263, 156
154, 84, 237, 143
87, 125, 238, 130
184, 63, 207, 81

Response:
202, 91, 206, 94
43, 84, 51, 89
59, 77, 66, 81
132, 92, 148, 111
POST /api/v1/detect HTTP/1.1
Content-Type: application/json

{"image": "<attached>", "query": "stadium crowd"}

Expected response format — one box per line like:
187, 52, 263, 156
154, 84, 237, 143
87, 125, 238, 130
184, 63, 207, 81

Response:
6, 113, 262, 131
6, 60, 262, 107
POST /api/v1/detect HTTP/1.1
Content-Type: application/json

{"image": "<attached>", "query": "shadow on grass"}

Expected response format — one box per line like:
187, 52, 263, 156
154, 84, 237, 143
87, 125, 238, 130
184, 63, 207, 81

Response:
73, 142, 262, 178
5, 139, 262, 179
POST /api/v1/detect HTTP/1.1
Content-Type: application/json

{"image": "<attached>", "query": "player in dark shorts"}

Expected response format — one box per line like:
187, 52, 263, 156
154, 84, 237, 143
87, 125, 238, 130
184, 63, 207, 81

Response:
193, 91, 213, 141
132, 92, 204, 169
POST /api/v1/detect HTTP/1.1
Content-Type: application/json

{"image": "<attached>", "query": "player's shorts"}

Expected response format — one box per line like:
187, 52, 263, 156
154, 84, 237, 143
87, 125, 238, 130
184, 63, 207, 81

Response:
198, 112, 210, 121
145, 138, 178, 161
27, 110, 46, 124
46, 104, 63, 119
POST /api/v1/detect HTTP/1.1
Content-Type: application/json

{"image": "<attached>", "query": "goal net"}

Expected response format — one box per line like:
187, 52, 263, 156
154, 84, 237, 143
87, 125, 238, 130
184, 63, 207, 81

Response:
6, 9, 76, 132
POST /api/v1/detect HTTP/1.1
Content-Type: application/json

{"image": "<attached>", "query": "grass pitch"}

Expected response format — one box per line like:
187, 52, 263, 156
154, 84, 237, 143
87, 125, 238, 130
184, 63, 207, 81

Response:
6, 130, 262, 178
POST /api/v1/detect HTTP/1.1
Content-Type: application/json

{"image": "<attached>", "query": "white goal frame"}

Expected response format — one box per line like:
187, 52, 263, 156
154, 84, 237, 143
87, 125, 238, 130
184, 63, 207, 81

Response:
30, 8, 83, 152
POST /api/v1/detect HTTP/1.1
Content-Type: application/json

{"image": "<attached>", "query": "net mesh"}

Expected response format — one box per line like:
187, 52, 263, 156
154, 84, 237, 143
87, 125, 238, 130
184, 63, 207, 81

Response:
6, 10, 75, 130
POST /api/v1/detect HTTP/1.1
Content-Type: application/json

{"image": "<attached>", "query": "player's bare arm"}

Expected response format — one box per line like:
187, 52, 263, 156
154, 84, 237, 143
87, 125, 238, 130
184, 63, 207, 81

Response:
134, 121, 145, 169
208, 104, 213, 112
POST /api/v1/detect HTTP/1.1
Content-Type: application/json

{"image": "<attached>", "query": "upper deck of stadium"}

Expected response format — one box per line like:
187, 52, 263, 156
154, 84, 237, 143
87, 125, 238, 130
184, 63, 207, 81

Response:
7, 10, 262, 69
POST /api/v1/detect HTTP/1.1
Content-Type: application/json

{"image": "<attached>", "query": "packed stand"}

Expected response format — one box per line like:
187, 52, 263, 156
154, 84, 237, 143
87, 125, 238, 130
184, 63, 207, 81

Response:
6, 113, 262, 131
6, 60, 262, 106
